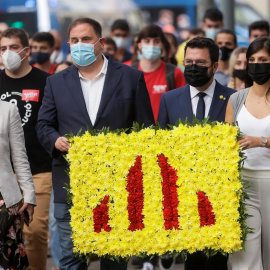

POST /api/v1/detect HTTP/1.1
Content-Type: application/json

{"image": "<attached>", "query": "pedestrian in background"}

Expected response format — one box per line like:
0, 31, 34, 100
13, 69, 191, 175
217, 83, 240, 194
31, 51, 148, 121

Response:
214, 29, 238, 86
133, 24, 186, 121
227, 47, 247, 90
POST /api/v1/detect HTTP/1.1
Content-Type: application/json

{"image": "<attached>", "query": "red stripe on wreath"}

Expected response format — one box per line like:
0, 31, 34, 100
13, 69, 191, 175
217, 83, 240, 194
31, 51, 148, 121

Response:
197, 191, 216, 227
158, 154, 180, 230
93, 195, 112, 233
127, 156, 145, 231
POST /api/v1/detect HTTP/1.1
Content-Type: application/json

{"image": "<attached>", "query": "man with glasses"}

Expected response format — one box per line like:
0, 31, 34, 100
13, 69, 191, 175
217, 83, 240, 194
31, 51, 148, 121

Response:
157, 37, 235, 270
158, 36, 235, 127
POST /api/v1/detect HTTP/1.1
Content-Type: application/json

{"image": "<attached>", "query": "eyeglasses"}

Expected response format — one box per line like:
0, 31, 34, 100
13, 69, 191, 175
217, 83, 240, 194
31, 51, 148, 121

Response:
183, 59, 210, 67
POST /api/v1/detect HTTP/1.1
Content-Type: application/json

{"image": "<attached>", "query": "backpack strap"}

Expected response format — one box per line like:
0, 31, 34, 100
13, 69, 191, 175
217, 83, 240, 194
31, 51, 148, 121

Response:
165, 63, 176, 91
131, 62, 139, 69
132, 62, 176, 91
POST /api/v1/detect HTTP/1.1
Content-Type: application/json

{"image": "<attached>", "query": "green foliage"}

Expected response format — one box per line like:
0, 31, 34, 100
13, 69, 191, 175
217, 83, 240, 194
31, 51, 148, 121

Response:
63, 181, 73, 206
173, 116, 217, 128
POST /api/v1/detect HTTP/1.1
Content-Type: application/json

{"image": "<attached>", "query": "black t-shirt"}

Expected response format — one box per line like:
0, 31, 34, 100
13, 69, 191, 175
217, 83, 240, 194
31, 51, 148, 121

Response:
0, 67, 52, 175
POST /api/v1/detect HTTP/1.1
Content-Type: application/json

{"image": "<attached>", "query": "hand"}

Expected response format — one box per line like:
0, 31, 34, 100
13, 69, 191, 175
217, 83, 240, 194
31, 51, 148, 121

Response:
18, 203, 35, 223
55, 137, 70, 152
238, 135, 261, 150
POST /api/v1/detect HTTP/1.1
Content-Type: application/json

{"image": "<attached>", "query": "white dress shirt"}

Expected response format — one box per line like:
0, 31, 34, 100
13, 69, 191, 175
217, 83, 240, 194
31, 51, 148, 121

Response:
79, 55, 108, 125
190, 80, 216, 118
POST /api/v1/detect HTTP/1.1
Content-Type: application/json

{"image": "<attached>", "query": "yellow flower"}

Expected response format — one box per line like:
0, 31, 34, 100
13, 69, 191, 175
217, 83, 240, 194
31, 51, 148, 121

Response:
67, 123, 243, 257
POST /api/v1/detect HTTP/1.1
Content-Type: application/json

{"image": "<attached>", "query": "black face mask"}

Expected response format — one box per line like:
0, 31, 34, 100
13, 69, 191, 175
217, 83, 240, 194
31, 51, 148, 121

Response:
31, 51, 50, 64
233, 69, 245, 81
248, 63, 270, 85
220, 46, 234, 61
184, 64, 213, 87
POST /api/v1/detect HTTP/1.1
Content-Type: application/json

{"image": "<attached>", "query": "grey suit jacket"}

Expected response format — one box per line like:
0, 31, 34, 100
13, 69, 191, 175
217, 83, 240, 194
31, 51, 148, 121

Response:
0, 101, 36, 208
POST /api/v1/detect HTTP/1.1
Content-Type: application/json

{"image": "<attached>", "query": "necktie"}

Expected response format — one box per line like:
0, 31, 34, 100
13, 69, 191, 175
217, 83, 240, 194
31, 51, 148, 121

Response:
196, 92, 206, 121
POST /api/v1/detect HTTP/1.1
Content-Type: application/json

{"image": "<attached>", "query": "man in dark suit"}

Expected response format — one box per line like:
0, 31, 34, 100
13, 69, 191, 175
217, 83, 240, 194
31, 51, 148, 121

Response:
158, 37, 236, 270
37, 18, 154, 270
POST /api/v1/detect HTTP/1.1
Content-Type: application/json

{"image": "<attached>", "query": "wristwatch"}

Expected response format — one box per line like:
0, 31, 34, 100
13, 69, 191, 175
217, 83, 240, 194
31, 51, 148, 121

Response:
261, 137, 268, 147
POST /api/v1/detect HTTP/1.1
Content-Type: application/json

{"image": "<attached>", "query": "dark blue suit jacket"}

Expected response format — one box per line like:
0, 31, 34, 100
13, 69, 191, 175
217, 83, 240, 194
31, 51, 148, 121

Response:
157, 80, 236, 128
37, 58, 154, 203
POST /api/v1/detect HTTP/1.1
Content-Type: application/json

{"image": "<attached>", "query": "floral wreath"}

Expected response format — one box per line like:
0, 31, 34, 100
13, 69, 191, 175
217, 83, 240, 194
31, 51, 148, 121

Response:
66, 118, 251, 262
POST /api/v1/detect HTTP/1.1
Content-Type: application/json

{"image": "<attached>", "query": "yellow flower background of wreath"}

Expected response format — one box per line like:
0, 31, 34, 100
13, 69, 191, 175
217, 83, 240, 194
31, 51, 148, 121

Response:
67, 123, 242, 257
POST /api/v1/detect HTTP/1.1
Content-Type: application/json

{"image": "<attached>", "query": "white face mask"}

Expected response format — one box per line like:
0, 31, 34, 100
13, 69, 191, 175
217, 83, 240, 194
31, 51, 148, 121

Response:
50, 50, 60, 64
1, 47, 26, 71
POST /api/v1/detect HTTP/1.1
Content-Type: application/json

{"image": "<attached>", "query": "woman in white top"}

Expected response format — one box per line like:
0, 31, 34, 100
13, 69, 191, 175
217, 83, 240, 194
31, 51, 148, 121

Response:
0, 101, 36, 268
225, 36, 270, 270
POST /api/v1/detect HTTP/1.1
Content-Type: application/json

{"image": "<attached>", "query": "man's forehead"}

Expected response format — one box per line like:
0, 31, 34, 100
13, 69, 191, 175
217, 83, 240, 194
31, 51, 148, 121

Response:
0, 36, 22, 47
113, 29, 129, 34
251, 29, 268, 36
32, 40, 50, 47
70, 23, 96, 37
216, 33, 234, 42
205, 18, 222, 27
186, 47, 210, 59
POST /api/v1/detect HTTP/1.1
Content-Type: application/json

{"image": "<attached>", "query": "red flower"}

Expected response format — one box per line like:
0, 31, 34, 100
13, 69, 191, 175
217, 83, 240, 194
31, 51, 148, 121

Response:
158, 154, 180, 230
197, 191, 216, 227
93, 196, 111, 233
126, 156, 144, 231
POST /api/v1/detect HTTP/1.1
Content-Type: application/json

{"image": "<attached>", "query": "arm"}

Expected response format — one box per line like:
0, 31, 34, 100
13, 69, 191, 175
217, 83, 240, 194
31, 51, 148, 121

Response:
36, 77, 67, 157
226, 98, 270, 149
225, 98, 234, 124
9, 105, 36, 222
134, 71, 155, 127
157, 94, 169, 129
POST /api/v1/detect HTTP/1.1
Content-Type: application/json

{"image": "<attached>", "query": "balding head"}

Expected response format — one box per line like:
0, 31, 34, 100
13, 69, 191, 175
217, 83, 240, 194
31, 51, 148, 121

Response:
50, 29, 62, 50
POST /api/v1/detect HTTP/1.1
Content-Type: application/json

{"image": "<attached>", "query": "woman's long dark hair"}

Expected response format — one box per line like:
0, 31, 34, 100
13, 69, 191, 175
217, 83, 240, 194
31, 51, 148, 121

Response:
245, 37, 270, 87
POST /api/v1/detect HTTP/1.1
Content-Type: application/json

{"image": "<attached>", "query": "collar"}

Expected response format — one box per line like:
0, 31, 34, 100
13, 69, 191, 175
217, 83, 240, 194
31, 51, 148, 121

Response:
190, 79, 216, 99
78, 54, 108, 81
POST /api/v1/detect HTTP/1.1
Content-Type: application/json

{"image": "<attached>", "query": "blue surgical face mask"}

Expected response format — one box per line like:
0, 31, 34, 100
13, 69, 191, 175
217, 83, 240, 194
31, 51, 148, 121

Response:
137, 52, 142, 61
205, 28, 220, 40
70, 39, 100, 66
141, 45, 161, 61
113, 37, 129, 49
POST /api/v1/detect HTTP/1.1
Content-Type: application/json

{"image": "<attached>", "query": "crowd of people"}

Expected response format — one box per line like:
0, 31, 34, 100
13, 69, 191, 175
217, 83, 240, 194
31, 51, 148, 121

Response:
0, 6, 269, 270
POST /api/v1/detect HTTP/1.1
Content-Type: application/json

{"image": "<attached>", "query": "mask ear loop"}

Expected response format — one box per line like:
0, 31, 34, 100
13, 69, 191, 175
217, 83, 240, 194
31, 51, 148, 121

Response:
94, 38, 102, 60
94, 38, 101, 46
17, 47, 28, 62
17, 47, 27, 54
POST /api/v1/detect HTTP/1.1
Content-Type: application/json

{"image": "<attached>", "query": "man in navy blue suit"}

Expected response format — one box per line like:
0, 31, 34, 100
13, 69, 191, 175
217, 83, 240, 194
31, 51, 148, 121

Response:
158, 37, 235, 270
37, 18, 154, 270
